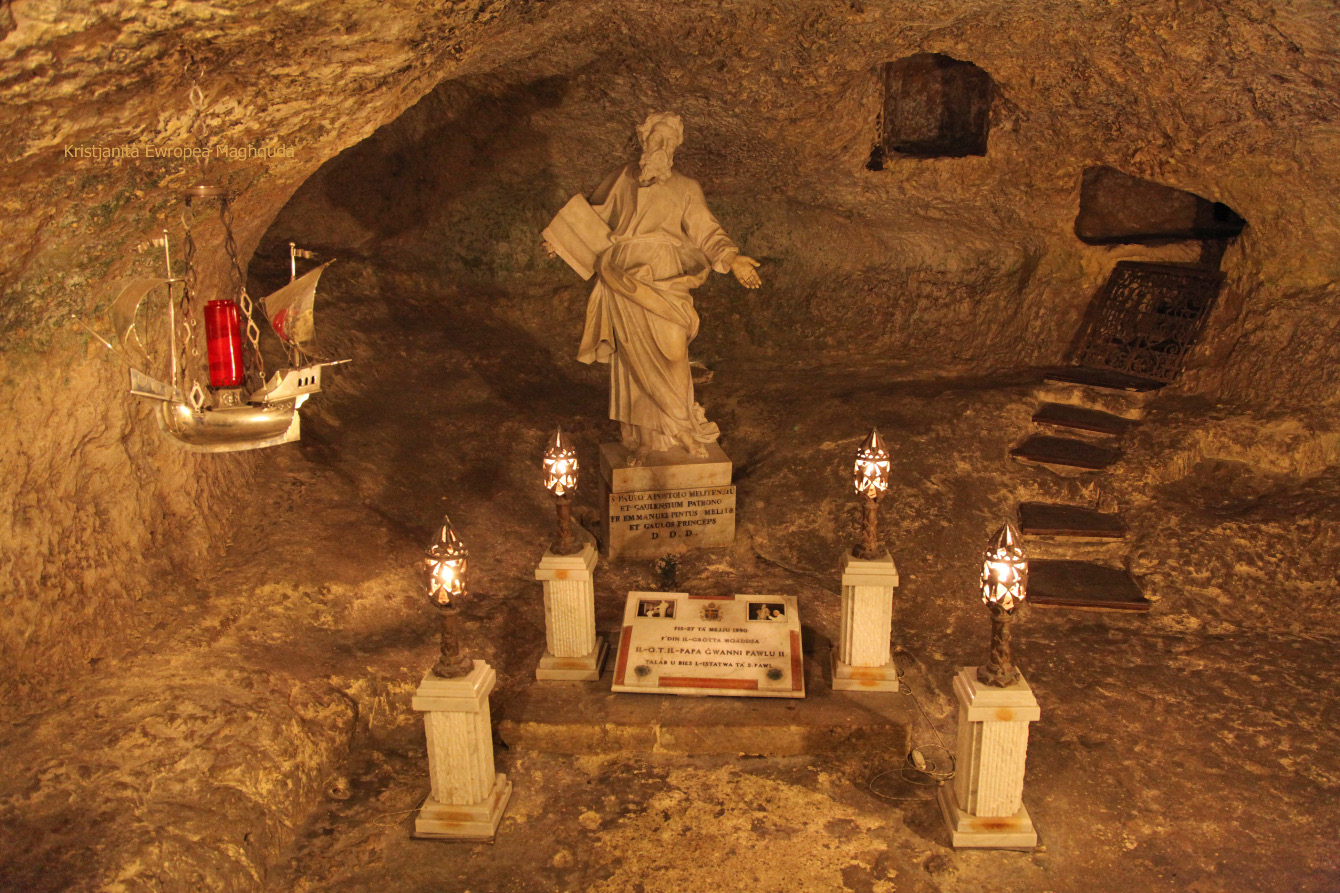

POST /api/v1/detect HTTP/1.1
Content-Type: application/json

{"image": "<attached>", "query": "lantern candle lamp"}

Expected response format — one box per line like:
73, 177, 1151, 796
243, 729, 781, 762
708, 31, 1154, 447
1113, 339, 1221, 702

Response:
423, 516, 473, 679
936, 519, 1041, 848
543, 427, 581, 555
852, 428, 891, 559
832, 426, 901, 690
977, 520, 1028, 688
411, 513, 512, 840
534, 427, 605, 681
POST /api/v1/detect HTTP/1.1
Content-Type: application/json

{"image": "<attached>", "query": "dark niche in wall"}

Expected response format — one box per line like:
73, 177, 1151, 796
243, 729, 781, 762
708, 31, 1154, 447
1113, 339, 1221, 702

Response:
1074, 166, 1247, 245
875, 53, 993, 163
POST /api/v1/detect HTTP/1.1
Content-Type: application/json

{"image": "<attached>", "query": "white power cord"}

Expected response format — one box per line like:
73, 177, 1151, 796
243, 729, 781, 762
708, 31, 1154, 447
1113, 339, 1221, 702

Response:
866, 664, 957, 802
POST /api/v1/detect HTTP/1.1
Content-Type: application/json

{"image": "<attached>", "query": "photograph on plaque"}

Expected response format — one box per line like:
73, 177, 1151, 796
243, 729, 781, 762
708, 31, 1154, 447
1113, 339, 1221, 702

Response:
749, 602, 786, 621
636, 598, 676, 618
612, 592, 804, 698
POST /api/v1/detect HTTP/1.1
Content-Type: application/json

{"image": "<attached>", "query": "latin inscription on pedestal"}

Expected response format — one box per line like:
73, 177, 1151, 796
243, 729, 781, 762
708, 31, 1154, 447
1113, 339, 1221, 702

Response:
607, 486, 736, 558
600, 442, 737, 560
612, 592, 804, 698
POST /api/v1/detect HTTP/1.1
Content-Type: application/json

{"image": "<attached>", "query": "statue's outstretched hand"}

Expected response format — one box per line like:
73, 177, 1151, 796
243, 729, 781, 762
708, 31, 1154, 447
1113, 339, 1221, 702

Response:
731, 255, 762, 289
541, 240, 558, 258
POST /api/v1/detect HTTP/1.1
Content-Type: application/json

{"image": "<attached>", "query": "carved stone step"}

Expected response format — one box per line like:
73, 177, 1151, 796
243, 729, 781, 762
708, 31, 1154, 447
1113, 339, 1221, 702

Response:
1036, 366, 1163, 420
1017, 502, 1125, 539
1036, 381, 1148, 420
1010, 435, 1121, 471
1044, 365, 1166, 392
1022, 537, 1127, 562
1019, 503, 1126, 562
1027, 560, 1151, 613
1032, 403, 1137, 438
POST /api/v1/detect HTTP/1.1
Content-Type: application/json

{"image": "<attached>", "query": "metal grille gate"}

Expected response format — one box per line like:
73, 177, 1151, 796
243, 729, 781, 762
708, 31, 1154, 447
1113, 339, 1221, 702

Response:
1073, 261, 1225, 384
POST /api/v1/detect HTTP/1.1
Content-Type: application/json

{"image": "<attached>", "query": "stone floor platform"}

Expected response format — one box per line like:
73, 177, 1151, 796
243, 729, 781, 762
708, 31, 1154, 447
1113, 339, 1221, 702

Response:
498, 640, 912, 756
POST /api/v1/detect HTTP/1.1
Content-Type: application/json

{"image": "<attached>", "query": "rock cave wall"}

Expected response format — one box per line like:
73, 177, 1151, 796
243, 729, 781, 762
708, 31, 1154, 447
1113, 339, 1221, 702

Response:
262, 0, 1340, 413
0, 0, 541, 717
2, 0, 1339, 716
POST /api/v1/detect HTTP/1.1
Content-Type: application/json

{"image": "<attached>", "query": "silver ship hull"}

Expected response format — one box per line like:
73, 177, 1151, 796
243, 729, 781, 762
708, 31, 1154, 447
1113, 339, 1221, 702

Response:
157, 398, 300, 453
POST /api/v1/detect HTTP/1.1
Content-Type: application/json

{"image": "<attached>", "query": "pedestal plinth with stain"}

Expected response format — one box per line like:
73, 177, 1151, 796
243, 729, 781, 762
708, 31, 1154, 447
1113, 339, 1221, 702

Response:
599, 442, 736, 560
937, 667, 1040, 848
832, 552, 900, 691
411, 661, 512, 840
534, 528, 607, 681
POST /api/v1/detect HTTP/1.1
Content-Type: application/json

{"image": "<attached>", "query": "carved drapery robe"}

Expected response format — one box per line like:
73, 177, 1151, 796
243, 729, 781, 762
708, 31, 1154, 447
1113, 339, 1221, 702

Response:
576, 165, 739, 453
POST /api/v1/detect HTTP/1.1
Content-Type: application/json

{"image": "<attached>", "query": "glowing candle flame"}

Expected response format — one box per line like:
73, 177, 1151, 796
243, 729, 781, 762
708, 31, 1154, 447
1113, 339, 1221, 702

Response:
981, 521, 1027, 612
424, 516, 468, 606
542, 427, 579, 497
853, 427, 891, 499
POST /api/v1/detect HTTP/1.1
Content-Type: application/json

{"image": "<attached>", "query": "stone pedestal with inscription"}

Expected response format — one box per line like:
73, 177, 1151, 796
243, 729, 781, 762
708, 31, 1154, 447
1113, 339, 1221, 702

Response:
937, 667, 1040, 849
534, 526, 607, 682
832, 552, 900, 691
599, 443, 736, 560
411, 661, 512, 840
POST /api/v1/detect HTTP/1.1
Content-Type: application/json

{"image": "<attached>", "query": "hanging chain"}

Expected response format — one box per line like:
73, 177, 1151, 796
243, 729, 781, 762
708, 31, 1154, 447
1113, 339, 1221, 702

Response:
188, 82, 210, 180
181, 80, 212, 411
175, 71, 266, 404
180, 199, 206, 411
220, 195, 265, 384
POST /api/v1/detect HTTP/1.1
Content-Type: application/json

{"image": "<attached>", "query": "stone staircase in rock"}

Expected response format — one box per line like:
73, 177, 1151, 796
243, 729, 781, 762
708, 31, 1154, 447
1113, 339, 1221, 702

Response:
1008, 366, 1161, 612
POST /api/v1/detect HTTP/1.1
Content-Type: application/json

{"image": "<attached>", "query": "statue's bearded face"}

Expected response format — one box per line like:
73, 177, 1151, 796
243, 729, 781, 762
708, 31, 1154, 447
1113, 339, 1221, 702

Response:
638, 128, 676, 184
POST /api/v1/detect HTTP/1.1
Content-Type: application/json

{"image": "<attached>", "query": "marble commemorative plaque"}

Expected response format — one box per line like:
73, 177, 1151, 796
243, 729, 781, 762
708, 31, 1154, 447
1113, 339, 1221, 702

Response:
611, 592, 804, 698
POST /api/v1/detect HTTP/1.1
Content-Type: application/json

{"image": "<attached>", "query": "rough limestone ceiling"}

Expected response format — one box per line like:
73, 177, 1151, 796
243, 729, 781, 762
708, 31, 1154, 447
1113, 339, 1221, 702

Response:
0, 0, 554, 335
262, 0, 1340, 406
2, 2, 1337, 362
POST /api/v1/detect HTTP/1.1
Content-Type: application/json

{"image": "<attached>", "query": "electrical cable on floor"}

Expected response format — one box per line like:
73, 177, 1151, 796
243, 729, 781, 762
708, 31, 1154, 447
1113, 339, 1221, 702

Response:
865, 664, 957, 803
370, 807, 423, 828
750, 546, 834, 584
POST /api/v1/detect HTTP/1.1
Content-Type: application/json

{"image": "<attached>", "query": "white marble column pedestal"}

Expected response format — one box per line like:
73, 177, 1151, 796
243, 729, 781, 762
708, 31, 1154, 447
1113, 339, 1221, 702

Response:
832, 551, 900, 691
937, 667, 1040, 848
411, 660, 511, 840
534, 529, 607, 681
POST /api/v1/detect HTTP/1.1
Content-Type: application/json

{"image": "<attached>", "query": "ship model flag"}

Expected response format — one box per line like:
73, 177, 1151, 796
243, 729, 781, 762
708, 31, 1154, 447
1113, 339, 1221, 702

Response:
99, 186, 347, 453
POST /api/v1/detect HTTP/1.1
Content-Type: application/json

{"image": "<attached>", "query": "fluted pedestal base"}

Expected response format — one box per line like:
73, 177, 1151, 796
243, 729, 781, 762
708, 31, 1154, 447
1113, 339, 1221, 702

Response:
831, 652, 901, 691
833, 551, 900, 691
939, 666, 1040, 849
537, 636, 608, 682
936, 786, 1036, 849
410, 662, 512, 841
535, 533, 601, 682
414, 773, 513, 841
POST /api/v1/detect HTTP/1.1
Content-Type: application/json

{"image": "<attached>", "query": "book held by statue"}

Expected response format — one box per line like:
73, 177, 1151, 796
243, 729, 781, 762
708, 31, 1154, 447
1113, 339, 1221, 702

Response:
542, 194, 612, 281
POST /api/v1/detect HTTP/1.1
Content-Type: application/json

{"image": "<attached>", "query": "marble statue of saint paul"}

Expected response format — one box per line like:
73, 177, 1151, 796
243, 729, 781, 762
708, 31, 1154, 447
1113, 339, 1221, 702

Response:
543, 112, 761, 464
